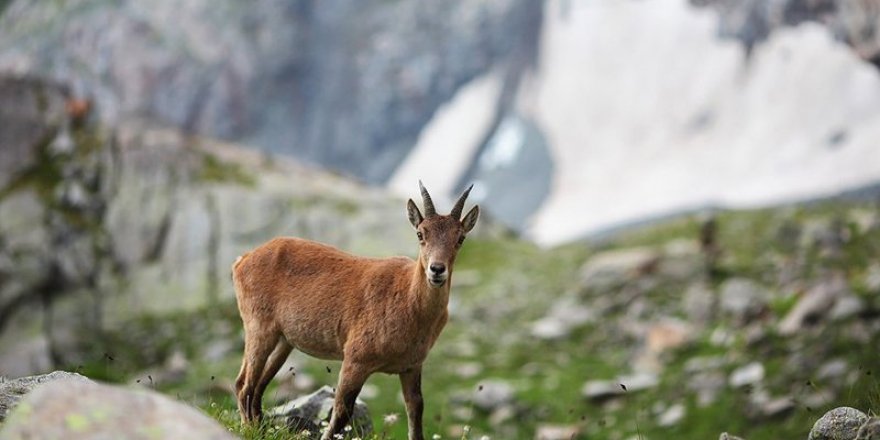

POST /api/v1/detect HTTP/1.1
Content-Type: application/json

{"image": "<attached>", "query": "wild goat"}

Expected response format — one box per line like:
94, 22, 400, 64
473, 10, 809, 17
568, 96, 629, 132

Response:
233, 182, 479, 440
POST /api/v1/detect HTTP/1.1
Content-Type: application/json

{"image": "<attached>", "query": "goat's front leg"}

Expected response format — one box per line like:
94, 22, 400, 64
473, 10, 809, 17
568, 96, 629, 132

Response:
400, 367, 425, 440
322, 361, 370, 440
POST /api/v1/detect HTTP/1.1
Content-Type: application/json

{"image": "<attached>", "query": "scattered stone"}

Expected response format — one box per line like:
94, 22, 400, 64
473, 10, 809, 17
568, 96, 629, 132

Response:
779, 276, 849, 335
473, 380, 515, 412
719, 278, 771, 323
719, 433, 745, 440
489, 404, 516, 426
729, 362, 765, 388
531, 297, 595, 340
683, 282, 716, 324
709, 327, 735, 347
535, 424, 581, 440
864, 264, 880, 292
635, 318, 694, 372
817, 359, 849, 382
684, 355, 727, 373
0, 371, 93, 421
454, 361, 484, 379
580, 247, 661, 291
657, 402, 686, 427
830, 295, 866, 321
758, 396, 795, 419
582, 372, 658, 402
0, 376, 234, 439
809, 407, 868, 440
856, 417, 880, 440
267, 385, 372, 436
687, 371, 726, 407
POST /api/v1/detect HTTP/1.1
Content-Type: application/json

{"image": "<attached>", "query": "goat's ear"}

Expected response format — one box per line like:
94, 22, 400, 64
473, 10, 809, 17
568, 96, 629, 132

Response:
407, 199, 423, 229
461, 205, 479, 234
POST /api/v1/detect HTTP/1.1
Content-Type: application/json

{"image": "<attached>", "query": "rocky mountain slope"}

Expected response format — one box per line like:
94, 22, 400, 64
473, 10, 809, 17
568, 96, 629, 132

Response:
0, 74, 430, 377
3, 0, 878, 245
0, 0, 539, 184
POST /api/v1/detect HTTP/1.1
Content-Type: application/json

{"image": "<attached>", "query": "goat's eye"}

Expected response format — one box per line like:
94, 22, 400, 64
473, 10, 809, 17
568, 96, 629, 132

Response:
457, 235, 465, 246
416, 231, 424, 241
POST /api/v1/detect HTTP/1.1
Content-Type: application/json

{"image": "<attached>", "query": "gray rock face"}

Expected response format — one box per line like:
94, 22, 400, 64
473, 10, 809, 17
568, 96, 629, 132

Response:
266, 385, 372, 437
809, 407, 869, 440
0, 371, 92, 421
0, 75, 420, 375
0, 0, 540, 184
693, 0, 880, 64
0, 375, 234, 439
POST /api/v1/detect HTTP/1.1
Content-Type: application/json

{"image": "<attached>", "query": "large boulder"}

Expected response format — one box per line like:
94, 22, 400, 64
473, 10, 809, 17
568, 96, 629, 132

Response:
0, 371, 93, 421
0, 376, 235, 439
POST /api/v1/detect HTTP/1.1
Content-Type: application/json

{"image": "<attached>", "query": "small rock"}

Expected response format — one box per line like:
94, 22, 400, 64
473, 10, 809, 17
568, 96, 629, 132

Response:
473, 380, 515, 411
719, 433, 745, 440
759, 396, 795, 419
856, 417, 880, 440
683, 282, 715, 324
779, 276, 849, 335
729, 362, 764, 388
580, 247, 661, 291
454, 362, 484, 379
809, 407, 868, 440
817, 359, 849, 382
582, 372, 658, 402
535, 424, 581, 440
830, 295, 866, 321
685, 356, 727, 373
864, 264, 880, 292
657, 403, 686, 427
489, 404, 516, 426
687, 372, 726, 407
0, 377, 234, 439
530, 297, 595, 340
635, 318, 694, 372
719, 278, 771, 323
267, 385, 372, 436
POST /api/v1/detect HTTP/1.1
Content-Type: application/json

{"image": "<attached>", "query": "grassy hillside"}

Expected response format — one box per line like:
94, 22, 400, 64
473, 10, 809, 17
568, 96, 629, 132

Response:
69, 199, 880, 439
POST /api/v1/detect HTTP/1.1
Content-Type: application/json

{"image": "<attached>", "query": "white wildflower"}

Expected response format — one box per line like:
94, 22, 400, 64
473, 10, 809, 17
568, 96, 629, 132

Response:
383, 413, 400, 425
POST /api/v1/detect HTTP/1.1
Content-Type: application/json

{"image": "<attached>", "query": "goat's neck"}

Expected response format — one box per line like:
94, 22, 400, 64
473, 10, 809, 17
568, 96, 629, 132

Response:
410, 259, 450, 317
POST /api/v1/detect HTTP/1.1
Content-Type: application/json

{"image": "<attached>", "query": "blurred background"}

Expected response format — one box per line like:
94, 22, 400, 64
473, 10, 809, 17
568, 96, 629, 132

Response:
1, 0, 879, 439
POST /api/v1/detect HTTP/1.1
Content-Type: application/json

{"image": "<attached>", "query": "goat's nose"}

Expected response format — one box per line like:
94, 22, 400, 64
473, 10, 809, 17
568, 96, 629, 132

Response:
429, 263, 446, 274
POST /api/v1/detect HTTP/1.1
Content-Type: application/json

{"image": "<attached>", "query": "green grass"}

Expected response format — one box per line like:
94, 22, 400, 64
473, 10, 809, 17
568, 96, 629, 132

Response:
61, 199, 880, 439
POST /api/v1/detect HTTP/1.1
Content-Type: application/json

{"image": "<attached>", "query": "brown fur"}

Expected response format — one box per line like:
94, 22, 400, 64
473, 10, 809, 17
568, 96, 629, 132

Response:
233, 186, 479, 440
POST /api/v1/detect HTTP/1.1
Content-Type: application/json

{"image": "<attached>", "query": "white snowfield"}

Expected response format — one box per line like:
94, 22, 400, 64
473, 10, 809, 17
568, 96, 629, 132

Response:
392, 0, 880, 246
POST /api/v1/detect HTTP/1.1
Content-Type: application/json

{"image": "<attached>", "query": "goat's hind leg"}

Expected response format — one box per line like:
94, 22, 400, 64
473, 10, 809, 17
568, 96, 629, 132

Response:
236, 325, 279, 424
252, 339, 293, 420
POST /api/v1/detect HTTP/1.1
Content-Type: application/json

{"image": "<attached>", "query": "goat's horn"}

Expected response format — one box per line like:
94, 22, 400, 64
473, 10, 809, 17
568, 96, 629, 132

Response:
419, 180, 437, 217
450, 184, 473, 220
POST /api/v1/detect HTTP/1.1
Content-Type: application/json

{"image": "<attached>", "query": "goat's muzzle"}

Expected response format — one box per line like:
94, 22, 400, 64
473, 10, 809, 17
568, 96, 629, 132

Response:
427, 263, 447, 287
